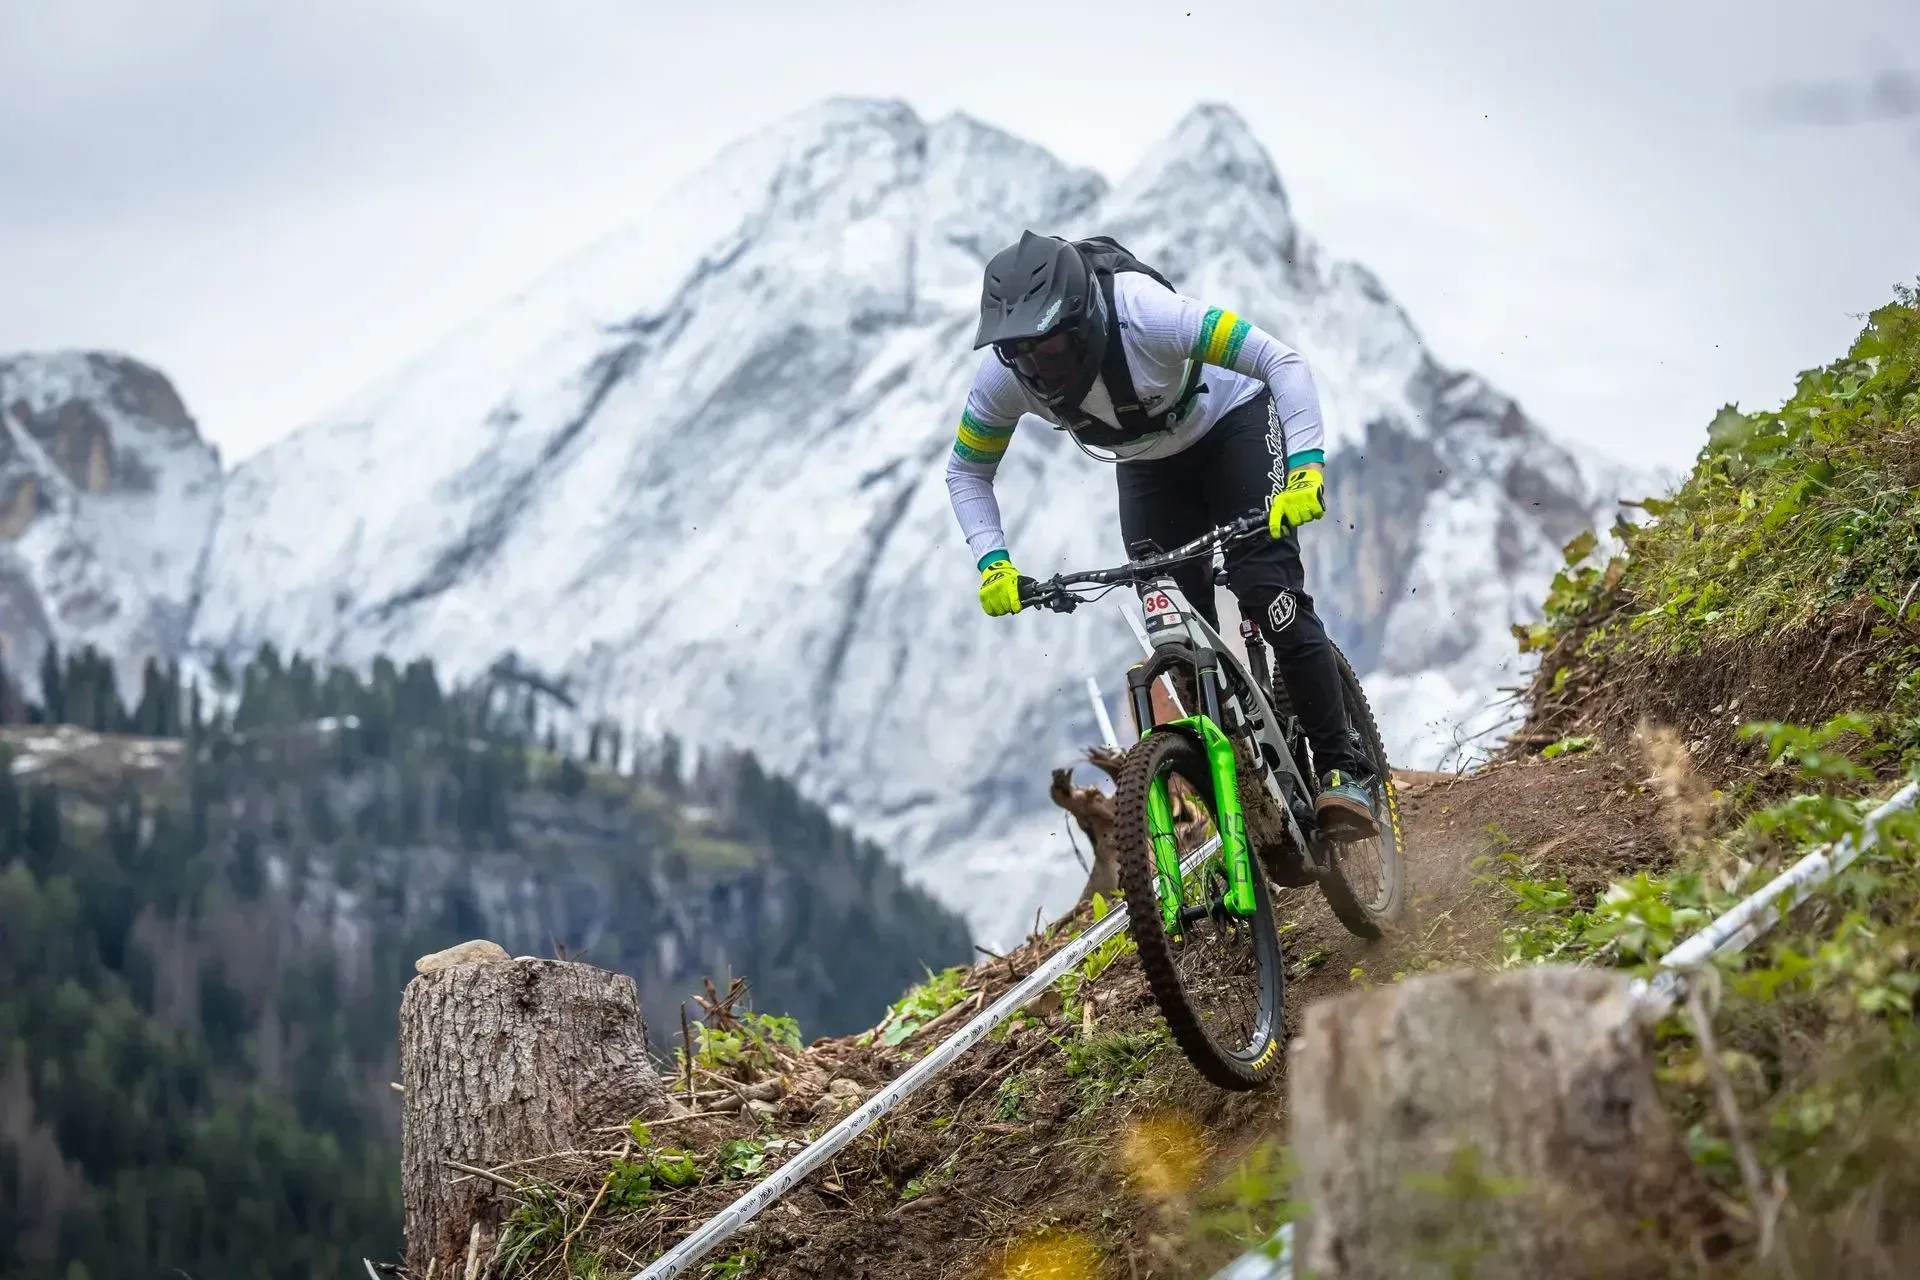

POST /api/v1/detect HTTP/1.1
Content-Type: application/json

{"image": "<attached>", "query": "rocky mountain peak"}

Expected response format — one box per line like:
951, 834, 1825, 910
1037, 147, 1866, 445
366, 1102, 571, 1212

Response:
0, 351, 221, 697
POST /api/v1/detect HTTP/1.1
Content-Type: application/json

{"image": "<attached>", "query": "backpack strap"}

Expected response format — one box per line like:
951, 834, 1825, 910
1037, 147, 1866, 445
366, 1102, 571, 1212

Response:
1096, 270, 1158, 440
1057, 269, 1206, 450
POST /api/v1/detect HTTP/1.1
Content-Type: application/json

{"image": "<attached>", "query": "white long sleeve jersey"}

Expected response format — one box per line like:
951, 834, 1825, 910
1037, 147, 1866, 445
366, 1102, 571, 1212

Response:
945, 271, 1327, 567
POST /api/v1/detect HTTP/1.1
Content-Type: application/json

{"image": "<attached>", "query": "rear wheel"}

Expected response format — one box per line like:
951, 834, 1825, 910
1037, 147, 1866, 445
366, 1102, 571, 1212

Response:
1112, 730, 1286, 1090
1315, 645, 1408, 938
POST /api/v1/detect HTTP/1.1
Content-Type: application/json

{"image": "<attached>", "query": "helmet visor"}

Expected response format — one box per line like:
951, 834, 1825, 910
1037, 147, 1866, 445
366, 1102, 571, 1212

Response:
998, 328, 1082, 391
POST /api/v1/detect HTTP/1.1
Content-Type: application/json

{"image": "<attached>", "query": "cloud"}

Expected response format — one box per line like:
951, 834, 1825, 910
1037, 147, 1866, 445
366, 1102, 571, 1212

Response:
1762, 67, 1920, 126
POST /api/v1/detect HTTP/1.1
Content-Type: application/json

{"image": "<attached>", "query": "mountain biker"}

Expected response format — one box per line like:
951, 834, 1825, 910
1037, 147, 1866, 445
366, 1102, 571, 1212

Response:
945, 231, 1378, 839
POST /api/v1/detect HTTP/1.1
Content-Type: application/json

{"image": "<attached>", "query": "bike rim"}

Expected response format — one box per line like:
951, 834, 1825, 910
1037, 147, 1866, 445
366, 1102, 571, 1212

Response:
1148, 761, 1279, 1063
1328, 777, 1400, 915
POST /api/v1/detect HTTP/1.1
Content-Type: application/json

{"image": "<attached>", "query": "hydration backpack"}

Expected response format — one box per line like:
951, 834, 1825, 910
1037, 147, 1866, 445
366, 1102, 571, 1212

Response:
1059, 237, 1204, 449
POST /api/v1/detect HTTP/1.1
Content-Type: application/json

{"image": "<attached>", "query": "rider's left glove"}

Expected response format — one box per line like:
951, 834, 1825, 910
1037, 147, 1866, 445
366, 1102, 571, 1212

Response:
978, 555, 1023, 617
1268, 466, 1326, 538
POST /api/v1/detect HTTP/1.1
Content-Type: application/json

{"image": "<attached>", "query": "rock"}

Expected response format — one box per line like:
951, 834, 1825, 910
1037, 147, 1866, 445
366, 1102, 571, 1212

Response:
414, 939, 510, 974
827, 1078, 863, 1099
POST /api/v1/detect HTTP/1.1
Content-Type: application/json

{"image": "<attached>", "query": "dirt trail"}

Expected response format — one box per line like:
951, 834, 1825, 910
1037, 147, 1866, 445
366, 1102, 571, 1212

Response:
565, 750, 1673, 1279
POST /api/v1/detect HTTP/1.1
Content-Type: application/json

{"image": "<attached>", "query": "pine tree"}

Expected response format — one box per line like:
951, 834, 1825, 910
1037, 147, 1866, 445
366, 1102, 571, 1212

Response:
0, 746, 19, 861
163, 661, 182, 737
659, 734, 684, 797
38, 641, 63, 724
23, 785, 59, 876
134, 658, 167, 736
0, 651, 20, 725
187, 679, 204, 752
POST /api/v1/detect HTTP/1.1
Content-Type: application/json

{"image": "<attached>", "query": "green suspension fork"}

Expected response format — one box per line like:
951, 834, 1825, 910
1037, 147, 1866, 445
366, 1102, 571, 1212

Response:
1145, 776, 1186, 935
1144, 715, 1257, 925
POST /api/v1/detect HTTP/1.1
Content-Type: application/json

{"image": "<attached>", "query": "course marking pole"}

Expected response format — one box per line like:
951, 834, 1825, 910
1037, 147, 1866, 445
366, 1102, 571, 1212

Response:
1086, 676, 1120, 751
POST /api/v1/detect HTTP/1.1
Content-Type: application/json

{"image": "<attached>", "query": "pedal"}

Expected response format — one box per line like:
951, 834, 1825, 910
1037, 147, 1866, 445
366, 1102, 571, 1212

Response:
1260, 850, 1319, 888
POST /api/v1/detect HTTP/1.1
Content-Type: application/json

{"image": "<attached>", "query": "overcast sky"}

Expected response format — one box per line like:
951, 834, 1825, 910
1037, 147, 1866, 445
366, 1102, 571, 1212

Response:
3, 1, 1916, 471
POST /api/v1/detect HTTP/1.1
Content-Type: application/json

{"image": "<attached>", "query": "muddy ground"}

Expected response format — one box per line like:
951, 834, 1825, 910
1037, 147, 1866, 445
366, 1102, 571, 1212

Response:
538, 749, 1678, 1280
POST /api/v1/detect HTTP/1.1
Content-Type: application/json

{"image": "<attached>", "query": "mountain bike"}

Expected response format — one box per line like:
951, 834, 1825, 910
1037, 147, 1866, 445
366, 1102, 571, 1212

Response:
1020, 513, 1407, 1088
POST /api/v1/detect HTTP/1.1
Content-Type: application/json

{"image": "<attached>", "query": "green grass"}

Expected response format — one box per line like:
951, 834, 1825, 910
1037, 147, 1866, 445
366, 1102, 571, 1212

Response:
1061, 1027, 1168, 1112
1521, 287, 1920, 764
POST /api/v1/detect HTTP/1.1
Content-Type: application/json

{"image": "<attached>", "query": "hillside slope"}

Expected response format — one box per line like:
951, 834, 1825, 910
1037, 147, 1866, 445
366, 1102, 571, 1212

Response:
511, 290, 1920, 1280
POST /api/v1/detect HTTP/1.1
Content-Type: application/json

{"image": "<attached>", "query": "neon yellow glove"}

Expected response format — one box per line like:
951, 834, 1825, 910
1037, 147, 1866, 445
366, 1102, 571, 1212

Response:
978, 557, 1023, 617
1268, 466, 1326, 537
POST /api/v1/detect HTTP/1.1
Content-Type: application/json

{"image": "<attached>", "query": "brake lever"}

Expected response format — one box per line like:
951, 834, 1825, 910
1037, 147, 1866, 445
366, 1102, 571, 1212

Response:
1017, 576, 1079, 614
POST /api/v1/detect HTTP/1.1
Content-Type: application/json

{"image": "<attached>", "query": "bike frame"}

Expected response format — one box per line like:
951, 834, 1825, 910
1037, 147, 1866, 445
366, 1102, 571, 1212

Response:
1128, 567, 1316, 931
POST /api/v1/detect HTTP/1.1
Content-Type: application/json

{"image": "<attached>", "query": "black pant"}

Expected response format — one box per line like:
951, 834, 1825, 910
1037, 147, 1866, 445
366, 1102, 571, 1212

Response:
1115, 391, 1365, 778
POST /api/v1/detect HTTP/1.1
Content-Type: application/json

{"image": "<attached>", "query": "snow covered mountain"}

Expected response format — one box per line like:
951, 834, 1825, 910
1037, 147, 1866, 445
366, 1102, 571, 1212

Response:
0, 353, 221, 696
12, 101, 1642, 945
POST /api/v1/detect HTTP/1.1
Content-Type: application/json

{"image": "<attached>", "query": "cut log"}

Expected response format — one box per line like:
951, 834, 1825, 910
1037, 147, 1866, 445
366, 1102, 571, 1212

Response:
1051, 764, 1120, 907
1289, 966, 1718, 1279
400, 947, 670, 1275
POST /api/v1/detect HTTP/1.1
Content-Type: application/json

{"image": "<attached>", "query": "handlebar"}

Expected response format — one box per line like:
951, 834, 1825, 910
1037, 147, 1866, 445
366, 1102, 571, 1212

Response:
1018, 512, 1270, 614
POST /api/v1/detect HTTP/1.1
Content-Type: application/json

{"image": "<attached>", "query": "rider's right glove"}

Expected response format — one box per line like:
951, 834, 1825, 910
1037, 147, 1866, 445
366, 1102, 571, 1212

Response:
977, 554, 1023, 617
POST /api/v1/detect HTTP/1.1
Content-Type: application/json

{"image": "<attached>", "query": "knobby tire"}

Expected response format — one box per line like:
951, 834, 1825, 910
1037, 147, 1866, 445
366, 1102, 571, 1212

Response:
1112, 731, 1286, 1090
1315, 644, 1409, 938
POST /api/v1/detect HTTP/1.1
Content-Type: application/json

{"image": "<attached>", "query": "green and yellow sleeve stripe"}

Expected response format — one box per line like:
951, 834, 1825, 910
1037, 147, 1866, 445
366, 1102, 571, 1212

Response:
952, 408, 1015, 465
1190, 307, 1252, 370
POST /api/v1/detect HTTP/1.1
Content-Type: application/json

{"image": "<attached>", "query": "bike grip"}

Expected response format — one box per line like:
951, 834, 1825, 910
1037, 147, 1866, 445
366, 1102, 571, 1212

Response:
1016, 575, 1039, 603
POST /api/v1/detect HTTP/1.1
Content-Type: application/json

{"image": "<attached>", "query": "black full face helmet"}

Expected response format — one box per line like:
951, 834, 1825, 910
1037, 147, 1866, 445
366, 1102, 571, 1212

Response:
973, 231, 1107, 409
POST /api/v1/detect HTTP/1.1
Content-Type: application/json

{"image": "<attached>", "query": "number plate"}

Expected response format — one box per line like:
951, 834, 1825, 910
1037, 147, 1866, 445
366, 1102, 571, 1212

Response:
1142, 589, 1181, 631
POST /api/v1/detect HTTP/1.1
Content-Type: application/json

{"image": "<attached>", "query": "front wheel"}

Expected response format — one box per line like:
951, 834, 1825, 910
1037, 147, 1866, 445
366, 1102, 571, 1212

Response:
1316, 645, 1409, 938
1112, 730, 1286, 1090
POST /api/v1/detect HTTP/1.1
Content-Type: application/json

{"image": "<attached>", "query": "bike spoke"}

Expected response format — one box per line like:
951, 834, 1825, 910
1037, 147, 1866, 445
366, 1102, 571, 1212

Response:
1165, 806, 1265, 1057
1333, 834, 1388, 914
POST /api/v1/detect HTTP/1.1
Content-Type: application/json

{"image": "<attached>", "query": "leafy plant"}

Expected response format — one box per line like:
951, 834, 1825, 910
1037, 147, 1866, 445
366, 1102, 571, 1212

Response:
686, 1010, 805, 1076
1540, 735, 1593, 760
648, 1147, 701, 1189
700, 1250, 758, 1279
861, 965, 972, 1047
717, 1137, 768, 1181
602, 1157, 659, 1213
995, 1072, 1035, 1123
901, 1153, 959, 1201
1055, 892, 1138, 1023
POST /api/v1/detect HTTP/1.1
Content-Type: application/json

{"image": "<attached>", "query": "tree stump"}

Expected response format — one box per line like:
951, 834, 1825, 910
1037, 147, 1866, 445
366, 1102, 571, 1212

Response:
1288, 966, 1718, 1279
400, 941, 670, 1275
1050, 742, 1211, 914
1051, 746, 1127, 907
